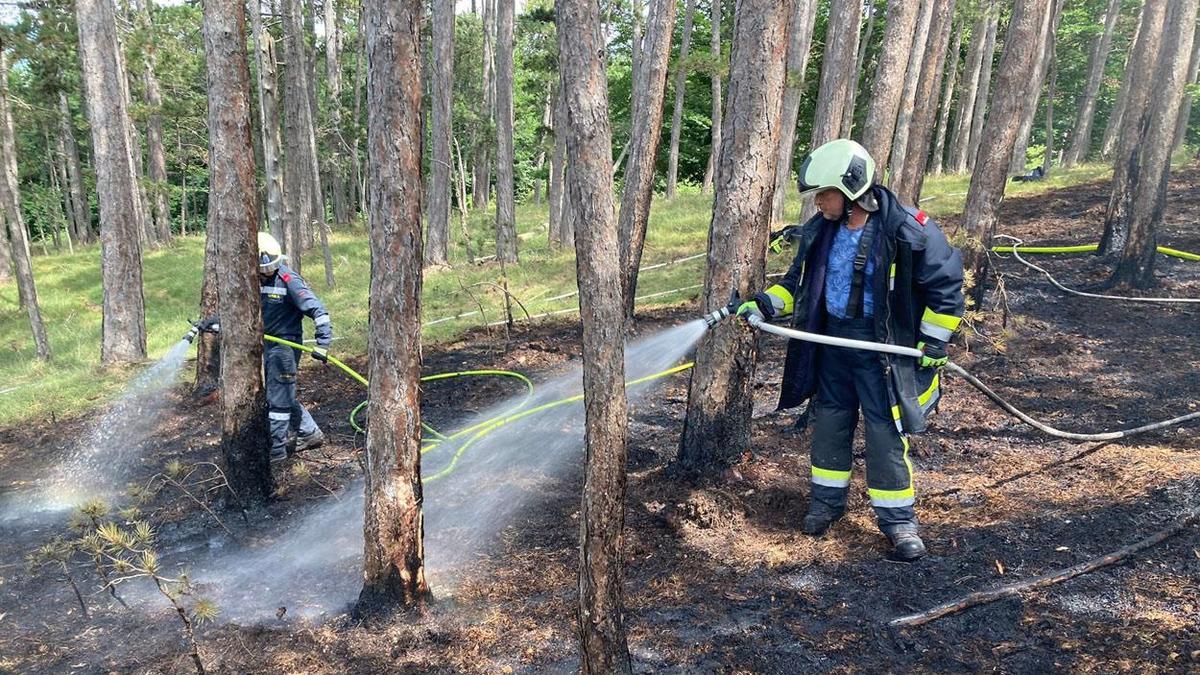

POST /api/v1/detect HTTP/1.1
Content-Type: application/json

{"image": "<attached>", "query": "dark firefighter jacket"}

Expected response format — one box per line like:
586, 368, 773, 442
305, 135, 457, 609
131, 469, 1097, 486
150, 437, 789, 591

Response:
772, 184, 964, 434
261, 264, 333, 346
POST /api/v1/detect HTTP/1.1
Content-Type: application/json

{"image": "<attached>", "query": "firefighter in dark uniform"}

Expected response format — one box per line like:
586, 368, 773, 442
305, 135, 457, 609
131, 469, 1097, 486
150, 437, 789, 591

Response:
257, 232, 332, 463
739, 139, 965, 561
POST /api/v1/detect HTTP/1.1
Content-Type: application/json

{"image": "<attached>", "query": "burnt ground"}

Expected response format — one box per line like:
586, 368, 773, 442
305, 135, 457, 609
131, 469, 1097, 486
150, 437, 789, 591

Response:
2, 168, 1199, 674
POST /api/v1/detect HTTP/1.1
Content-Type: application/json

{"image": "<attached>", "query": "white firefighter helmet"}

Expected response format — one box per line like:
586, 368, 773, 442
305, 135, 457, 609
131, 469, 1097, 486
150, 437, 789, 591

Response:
797, 139, 877, 203
257, 231, 286, 276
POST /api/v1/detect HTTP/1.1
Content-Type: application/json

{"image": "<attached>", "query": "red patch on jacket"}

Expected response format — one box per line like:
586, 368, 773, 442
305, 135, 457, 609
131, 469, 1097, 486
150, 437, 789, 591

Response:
281, 273, 292, 283
915, 211, 928, 226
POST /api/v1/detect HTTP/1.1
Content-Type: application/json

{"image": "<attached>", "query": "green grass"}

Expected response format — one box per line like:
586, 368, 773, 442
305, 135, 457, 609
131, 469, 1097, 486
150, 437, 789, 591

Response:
0, 162, 1118, 427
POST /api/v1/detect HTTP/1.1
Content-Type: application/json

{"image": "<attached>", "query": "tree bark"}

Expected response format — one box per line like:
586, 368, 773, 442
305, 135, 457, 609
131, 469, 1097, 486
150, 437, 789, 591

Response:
425, 0, 454, 266
1100, 6, 1144, 161
1009, 0, 1063, 174
494, 0, 517, 263
52, 129, 79, 247
204, 0, 273, 504
840, 0, 876, 137
1109, 0, 1196, 287
58, 92, 91, 245
770, 0, 818, 224
860, 0, 921, 172
1173, 25, 1200, 151
1100, 0, 1168, 256
195, 219, 221, 396
960, 0, 1050, 302
358, 0, 430, 612
473, 0, 495, 209
886, 0, 936, 181
947, 8, 989, 173
139, 0, 172, 243
1063, 0, 1123, 167
556, 1, 631, 670
1042, 31, 1059, 174
0, 46, 50, 360
965, 8, 998, 172
893, 0, 956, 205
701, 0, 722, 194
617, 0, 677, 324
929, 23, 962, 175
532, 86, 552, 206
252, 0, 286, 243
680, 0, 793, 470
326, 0, 351, 225
810, 0, 861, 151
549, 91, 566, 247
664, 0, 696, 200
77, 0, 148, 365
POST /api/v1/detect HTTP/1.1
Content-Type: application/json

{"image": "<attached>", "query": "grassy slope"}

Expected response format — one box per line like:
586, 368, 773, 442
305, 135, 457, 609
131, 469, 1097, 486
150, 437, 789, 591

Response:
0, 163, 1117, 427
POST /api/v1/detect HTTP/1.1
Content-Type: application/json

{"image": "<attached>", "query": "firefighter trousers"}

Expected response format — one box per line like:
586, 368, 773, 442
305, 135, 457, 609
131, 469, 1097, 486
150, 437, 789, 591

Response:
808, 317, 918, 535
264, 342, 320, 457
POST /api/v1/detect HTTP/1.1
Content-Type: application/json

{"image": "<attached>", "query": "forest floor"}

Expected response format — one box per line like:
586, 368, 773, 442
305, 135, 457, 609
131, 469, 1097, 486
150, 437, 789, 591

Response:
2, 169, 1199, 673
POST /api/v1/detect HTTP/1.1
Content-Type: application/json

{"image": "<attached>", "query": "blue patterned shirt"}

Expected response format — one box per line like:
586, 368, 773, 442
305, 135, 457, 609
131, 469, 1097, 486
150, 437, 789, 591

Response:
825, 220, 876, 318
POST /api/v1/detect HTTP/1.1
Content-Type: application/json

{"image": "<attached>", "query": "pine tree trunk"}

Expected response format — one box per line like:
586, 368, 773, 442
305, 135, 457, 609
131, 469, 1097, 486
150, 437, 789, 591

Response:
1009, 0, 1062, 174
860, 0, 921, 172
0, 46, 50, 360
929, 23, 962, 175
358, 0, 431, 612
118, 35, 153, 250
203, 0, 273, 505
77, 0, 148, 365
1111, 0, 1198, 287
1100, 0, 1168, 257
252, 0, 286, 242
701, 0, 722, 194
425, 0, 454, 266
1063, 0, 1122, 167
810, 0, 861, 151
494, 0, 517, 263
1100, 6, 1144, 161
886, 0, 936, 181
52, 130, 79, 246
532, 88, 552, 206
0, 204, 11, 283
1172, 26, 1200, 150
948, 8, 989, 173
139, 0, 172, 243
326, 0, 351, 225
664, 0, 696, 200
282, 0, 325, 276
618, 0, 677, 324
549, 92, 566, 247
770, 0, 817, 224
680, 0, 793, 470
965, 8, 998, 171
58, 92, 91, 245
195, 220, 221, 396
960, 0, 1050, 303
894, 0, 956, 205
352, 2, 367, 216
556, 1, 631, 669
1042, 36, 1059, 174
840, 0, 876, 137
630, 0, 644, 90
472, 0, 495, 209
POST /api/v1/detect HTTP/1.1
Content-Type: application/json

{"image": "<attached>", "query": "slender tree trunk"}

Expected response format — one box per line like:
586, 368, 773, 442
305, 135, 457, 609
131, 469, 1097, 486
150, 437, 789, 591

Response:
0, 46, 50, 360
840, 0, 876, 137
425, 0, 454, 266
77, 0, 148, 365
1042, 35, 1059, 174
1063, 0, 1123, 167
58, 92, 91, 245
549, 91, 566, 247
1100, 0, 1169, 256
948, 8, 988, 173
473, 0, 495, 209
1112, 0, 1198, 287
557, 0, 632, 669
894, 0, 956, 204
352, 2, 367, 216
960, 0, 1050, 303
325, 0, 350, 225
494, 0, 517, 263
630, 0, 644, 90
252, 0, 286, 242
119, 42, 153, 249
860, 0, 921, 173
664, 0, 696, 200
770, 0, 818, 224
195, 219, 220, 396
681, 0, 793, 469
810, 0, 862, 151
359, 0, 431, 612
965, 8, 998, 171
1173, 26, 1200, 151
282, 0, 326, 277
139, 0, 172, 243
1009, 0, 1063, 174
204, 0, 273, 504
52, 130, 79, 246
701, 0, 722, 194
886, 0, 936, 181
179, 126, 189, 236
532, 87, 552, 206
929, 23, 962, 175
617, 0, 677, 324
1100, 7, 1144, 161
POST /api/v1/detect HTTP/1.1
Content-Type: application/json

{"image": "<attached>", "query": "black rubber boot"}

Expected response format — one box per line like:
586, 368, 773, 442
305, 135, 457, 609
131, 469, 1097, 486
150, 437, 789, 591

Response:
801, 510, 842, 536
294, 428, 325, 452
889, 532, 927, 561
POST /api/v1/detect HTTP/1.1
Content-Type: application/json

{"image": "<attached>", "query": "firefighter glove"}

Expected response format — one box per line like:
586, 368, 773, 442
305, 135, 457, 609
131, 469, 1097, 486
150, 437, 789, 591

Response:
312, 346, 329, 363
918, 340, 948, 369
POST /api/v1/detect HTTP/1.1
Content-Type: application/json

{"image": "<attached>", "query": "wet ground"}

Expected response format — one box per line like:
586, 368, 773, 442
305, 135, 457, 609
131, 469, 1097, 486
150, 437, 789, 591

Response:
1, 169, 1199, 673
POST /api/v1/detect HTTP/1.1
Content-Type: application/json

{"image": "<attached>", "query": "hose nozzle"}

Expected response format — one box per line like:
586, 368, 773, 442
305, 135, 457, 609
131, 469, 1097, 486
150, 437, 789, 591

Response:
184, 316, 221, 343
703, 290, 741, 330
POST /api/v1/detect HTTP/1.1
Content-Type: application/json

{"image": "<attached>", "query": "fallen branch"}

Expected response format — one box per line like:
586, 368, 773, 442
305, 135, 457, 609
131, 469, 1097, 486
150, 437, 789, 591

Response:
889, 509, 1200, 628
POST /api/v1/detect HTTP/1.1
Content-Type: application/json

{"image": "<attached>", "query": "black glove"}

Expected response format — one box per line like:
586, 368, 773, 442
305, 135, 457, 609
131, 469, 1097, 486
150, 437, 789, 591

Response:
768, 225, 802, 254
312, 346, 329, 363
196, 315, 220, 334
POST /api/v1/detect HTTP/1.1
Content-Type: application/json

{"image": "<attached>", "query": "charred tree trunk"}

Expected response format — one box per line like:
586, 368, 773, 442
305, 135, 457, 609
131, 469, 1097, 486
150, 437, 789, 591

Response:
425, 0, 454, 266
770, 0, 818, 224
0, 46, 50, 360
1100, 6, 1144, 161
494, 0, 517, 263
1111, 0, 1198, 287
860, 0, 921, 172
252, 0, 286, 242
325, 0, 351, 225
139, 0, 172, 243
840, 0, 875, 137
965, 8, 999, 171
960, 0, 1050, 302
680, 0, 793, 470
886, 0, 936, 180
664, 0, 696, 200
556, 0, 631, 670
618, 0, 677, 324
473, 0, 495, 209
894, 0, 956, 204
1063, 0, 1123, 167
948, 8, 989, 173
1009, 0, 1063, 174
929, 23, 962, 175
701, 0, 722, 194
358, 0, 431, 612
1100, 0, 1168, 256
77, 0, 148, 365
58, 92, 91, 245
810, 0, 861, 151
204, 0, 273, 504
